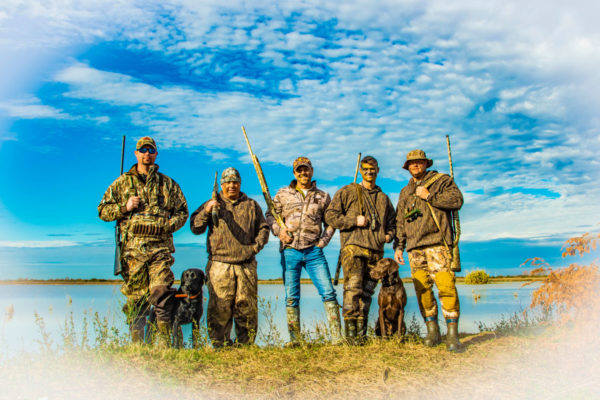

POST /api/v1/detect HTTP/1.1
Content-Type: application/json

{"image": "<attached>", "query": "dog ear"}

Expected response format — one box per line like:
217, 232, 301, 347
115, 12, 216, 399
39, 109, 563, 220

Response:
387, 258, 399, 275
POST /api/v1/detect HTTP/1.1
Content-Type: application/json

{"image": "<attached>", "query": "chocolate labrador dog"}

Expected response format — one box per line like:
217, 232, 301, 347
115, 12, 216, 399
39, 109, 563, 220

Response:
370, 258, 407, 338
172, 268, 206, 348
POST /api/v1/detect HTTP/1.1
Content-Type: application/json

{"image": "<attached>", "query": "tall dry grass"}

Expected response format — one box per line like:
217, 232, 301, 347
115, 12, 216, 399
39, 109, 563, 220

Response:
522, 230, 600, 323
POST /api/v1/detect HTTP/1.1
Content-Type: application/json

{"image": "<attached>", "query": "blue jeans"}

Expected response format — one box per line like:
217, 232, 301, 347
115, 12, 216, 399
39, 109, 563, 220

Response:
281, 246, 338, 308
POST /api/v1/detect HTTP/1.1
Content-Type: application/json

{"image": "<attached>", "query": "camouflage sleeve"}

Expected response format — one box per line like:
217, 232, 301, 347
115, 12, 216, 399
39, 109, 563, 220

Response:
394, 191, 407, 251
265, 188, 283, 236
98, 177, 129, 222
384, 195, 396, 239
324, 187, 356, 231
428, 175, 463, 211
317, 193, 335, 248
167, 180, 189, 233
253, 201, 270, 253
190, 201, 210, 235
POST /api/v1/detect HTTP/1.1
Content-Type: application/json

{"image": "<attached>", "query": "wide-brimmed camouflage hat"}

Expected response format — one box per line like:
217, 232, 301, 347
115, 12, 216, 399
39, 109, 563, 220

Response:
402, 149, 433, 170
221, 167, 241, 184
293, 156, 313, 171
136, 136, 157, 150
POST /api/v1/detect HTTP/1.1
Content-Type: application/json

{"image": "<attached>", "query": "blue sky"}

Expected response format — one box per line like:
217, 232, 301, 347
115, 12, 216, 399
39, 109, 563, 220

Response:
0, 0, 598, 279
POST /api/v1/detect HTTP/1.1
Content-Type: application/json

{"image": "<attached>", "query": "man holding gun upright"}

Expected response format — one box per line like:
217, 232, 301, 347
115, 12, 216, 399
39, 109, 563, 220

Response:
98, 136, 188, 345
325, 156, 396, 342
394, 150, 463, 352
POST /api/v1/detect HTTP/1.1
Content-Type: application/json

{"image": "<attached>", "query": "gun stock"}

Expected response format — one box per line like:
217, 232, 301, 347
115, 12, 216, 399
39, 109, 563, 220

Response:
114, 135, 126, 276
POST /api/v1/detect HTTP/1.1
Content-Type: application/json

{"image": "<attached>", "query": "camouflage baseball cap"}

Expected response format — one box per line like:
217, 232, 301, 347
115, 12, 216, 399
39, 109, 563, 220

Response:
293, 156, 313, 171
221, 167, 241, 184
136, 136, 157, 150
403, 149, 433, 170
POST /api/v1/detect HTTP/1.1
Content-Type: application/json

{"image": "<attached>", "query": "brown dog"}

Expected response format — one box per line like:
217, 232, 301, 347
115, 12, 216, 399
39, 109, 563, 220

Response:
370, 258, 407, 338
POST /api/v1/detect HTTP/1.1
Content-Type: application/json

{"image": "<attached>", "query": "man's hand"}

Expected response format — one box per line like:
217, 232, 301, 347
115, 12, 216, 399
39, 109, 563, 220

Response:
204, 199, 218, 213
126, 196, 141, 212
279, 228, 293, 244
394, 248, 405, 265
356, 215, 368, 227
415, 186, 430, 201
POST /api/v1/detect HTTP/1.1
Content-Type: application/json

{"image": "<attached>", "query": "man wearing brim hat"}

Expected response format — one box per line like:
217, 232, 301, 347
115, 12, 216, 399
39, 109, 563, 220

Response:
394, 149, 463, 351
402, 149, 433, 170
190, 167, 269, 348
267, 157, 342, 346
98, 136, 189, 345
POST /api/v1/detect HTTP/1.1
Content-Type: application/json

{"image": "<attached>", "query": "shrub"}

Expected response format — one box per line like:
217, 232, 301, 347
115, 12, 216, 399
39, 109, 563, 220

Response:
464, 269, 490, 284
522, 231, 600, 323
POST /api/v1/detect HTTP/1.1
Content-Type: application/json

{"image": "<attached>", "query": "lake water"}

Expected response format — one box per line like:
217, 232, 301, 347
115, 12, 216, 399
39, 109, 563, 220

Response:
0, 282, 538, 355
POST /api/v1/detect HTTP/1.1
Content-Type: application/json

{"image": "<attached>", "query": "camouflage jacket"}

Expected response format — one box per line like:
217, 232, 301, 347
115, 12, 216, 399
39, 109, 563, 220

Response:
190, 192, 269, 264
325, 183, 395, 252
266, 180, 335, 250
98, 164, 189, 252
394, 170, 463, 252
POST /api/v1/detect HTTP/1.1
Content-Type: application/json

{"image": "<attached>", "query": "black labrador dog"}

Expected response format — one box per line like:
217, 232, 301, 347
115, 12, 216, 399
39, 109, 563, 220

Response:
370, 258, 407, 339
172, 268, 206, 348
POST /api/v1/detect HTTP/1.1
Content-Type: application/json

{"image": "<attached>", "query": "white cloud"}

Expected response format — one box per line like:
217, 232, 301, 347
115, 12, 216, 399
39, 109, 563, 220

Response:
0, 98, 69, 119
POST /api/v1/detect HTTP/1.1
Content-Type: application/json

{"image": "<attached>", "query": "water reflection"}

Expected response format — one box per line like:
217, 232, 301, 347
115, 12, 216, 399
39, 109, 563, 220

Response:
0, 282, 538, 354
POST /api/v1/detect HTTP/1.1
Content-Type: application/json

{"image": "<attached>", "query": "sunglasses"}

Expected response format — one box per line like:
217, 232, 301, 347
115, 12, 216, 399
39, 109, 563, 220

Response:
137, 147, 156, 154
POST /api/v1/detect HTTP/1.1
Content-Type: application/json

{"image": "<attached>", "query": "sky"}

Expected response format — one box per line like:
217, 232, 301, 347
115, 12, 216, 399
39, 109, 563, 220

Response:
0, 0, 599, 279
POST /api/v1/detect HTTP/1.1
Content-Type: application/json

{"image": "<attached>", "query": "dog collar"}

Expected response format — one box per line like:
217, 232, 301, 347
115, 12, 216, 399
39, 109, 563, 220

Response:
175, 293, 201, 300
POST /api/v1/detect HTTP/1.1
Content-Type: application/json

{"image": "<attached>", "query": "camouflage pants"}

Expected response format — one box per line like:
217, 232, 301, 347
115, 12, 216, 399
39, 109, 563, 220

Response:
408, 245, 460, 320
206, 259, 258, 347
121, 240, 175, 324
341, 244, 383, 320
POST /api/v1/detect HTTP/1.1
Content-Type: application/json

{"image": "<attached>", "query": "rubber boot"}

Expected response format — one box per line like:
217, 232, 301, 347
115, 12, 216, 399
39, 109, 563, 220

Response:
155, 320, 172, 348
424, 317, 441, 347
285, 306, 301, 348
324, 301, 343, 345
356, 317, 367, 344
446, 319, 461, 352
129, 316, 146, 343
344, 318, 357, 343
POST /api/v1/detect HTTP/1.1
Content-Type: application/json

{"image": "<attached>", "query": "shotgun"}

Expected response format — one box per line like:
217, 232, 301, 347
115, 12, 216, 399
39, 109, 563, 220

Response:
446, 135, 461, 272
114, 135, 126, 276
333, 152, 362, 285
241, 126, 289, 234
211, 170, 219, 227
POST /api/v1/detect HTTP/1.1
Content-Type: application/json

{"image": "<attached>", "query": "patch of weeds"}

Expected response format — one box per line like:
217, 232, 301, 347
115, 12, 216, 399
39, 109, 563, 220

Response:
257, 297, 284, 348
476, 308, 551, 336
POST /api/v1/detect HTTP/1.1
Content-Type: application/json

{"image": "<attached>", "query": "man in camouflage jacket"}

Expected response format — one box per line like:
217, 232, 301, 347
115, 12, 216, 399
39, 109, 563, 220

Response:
267, 157, 342, 345
325, 156, 396, 341
394, 149, 463, 351
190, 167, 269, 347
98, 136, 188, 343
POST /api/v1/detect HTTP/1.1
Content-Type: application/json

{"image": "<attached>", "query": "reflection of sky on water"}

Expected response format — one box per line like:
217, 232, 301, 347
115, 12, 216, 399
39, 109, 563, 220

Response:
0, 282, 539, 355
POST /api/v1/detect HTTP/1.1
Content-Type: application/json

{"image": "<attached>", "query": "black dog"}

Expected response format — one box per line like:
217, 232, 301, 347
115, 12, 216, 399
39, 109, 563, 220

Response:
370, 258, 408, 338
172, 268, 206, 348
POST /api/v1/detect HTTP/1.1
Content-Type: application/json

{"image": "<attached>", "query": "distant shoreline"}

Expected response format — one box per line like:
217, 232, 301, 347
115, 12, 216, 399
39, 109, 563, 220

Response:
0, 275, 547, 285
